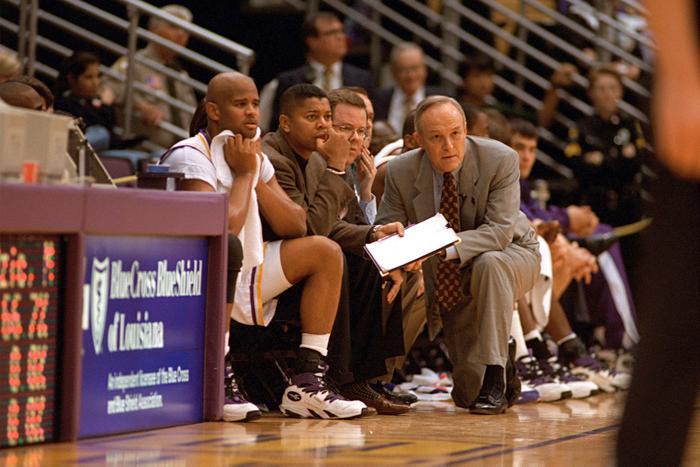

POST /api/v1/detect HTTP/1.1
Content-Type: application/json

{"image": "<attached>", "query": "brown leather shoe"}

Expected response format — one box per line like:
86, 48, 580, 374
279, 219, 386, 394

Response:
341, 382, 410, 415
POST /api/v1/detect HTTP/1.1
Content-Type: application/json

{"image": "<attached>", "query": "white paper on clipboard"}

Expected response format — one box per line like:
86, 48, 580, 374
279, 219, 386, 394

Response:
364, 213, 460, 276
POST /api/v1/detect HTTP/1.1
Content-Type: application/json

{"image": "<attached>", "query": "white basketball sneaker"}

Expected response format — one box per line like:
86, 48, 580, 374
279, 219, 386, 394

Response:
223, 364, 261, 422
280, 371, 371, 419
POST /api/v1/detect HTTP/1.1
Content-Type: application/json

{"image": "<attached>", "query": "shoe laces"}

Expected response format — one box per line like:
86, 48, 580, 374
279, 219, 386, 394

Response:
293, 369, 344, 402
224, 368, 248, 404
543, 356, 585, 383
516, 356, 552, 385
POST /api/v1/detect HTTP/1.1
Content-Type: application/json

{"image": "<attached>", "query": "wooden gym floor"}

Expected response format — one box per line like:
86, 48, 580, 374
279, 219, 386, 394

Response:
2, 392, 699, 466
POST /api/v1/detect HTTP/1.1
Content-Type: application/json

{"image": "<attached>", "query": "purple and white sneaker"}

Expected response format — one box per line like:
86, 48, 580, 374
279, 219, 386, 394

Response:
280, 372, 370, 419
515, 356, 572, 402
223, 367, 261, 422
567, 354, 630, 393
539, 356, 600, 399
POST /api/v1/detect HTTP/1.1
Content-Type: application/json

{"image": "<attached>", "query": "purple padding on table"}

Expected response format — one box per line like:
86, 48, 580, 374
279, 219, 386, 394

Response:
83, 189, 226, 236
0, 184, 84, 232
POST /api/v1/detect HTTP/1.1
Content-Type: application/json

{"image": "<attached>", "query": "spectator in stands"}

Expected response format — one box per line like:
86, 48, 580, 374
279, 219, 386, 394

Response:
374, 42, 450, 135
163, 72, 372, 421
462, 102, 489, 138
106, 4, 197, 149
9, 75, 54, 112
459, 53, 498, 111
537, 62, 577, 129
377, 96, 541, 415
0, 81, 44, 110
565, 65, 649, 229
262, 11, 373, 131
262, 84, 410, 414
54, 52, 117, 151
0, 47, 21, 82
484, 108, 511, 144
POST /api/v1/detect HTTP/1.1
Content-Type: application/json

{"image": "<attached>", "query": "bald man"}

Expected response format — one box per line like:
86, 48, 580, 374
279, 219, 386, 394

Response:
162, 73, 371, 421
374, 42, 451, 134
0, 81, 44, 110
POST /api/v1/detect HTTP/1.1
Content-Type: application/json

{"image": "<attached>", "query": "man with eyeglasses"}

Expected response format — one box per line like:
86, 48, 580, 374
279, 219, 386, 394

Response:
327, 89, 378, 225
262, 84, 412, 415
374, 42, 452, 135
262, 11, 373, 132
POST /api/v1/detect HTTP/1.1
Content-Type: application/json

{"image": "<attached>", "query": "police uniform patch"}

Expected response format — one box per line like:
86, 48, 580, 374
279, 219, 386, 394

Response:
565, 143, 581, 158
584, 151, 604, 165
614, 128, 631, 146
622, 143, 636, 158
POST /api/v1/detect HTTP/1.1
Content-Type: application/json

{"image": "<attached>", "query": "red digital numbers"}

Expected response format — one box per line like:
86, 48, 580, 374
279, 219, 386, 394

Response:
26, 344, 48, 391
1, 236, 58, 447
28, 293, 49, 339
6, 398, 20, 446
1, 292, 23, 341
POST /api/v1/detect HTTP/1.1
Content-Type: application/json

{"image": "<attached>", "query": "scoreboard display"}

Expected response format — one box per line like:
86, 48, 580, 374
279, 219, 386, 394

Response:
0, 235, 60, 447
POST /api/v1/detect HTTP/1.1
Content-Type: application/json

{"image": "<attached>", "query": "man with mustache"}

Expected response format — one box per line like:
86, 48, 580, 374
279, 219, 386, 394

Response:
262, 84, 411, 414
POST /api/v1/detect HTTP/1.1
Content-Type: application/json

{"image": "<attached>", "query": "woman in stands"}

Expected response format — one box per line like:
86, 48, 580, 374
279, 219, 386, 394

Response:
54, 51, 118, 151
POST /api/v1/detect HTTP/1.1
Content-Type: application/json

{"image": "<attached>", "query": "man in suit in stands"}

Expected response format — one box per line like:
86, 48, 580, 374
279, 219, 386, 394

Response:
376, 96, 540, 414
374, 42, 451, 134
264, 11, 373, 131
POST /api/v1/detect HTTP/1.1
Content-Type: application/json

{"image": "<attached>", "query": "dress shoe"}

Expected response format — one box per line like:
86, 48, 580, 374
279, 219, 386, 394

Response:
370, 382, 418, 405
469, 388, 508, 415
505, 337, 521, 407
577, 231, 618, 256
341, 382, 410, 415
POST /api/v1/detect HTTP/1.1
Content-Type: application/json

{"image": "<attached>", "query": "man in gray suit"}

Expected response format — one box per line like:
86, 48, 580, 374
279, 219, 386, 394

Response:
376, 96, 540, 414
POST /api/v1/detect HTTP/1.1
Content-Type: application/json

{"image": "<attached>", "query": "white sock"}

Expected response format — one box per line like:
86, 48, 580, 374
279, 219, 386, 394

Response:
524, 329, 543, 342
557, 333, 578, 347
300, 333, 330, 357
510, 310, 529, 360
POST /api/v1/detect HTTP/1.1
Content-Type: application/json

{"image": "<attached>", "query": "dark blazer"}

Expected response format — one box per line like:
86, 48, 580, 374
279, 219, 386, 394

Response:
373, 85, 453, 125
376, 136, 539, 337
262, 130, 372, 256
270, 62, 373, 130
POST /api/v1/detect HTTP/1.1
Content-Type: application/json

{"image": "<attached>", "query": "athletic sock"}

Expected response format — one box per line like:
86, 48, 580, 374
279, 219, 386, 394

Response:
300, 332, 330, 357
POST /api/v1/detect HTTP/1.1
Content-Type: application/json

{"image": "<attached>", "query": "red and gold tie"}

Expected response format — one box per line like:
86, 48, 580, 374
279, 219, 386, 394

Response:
435, 172, 462, 311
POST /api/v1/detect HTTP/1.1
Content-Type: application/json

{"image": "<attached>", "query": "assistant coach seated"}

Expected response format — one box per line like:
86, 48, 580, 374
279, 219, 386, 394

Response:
376, 96, 540, 414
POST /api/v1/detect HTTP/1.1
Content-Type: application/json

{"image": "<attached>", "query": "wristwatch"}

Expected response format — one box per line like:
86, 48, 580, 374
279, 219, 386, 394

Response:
368, 224, 382, 242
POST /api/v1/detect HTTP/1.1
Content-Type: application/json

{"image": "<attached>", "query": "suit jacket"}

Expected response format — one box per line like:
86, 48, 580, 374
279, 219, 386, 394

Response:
269, 62, 374, 131
376, 136, 539, 337
373, 85, 453, 125
262, 131, 372, 256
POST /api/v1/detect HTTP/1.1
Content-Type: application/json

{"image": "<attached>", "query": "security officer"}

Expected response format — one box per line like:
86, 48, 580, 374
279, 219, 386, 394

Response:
565, 65, 649, 227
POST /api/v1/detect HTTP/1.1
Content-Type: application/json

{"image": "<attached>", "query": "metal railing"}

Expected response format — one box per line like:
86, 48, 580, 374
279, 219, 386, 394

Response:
3, 0, 256, 147
292, 0, 652, 179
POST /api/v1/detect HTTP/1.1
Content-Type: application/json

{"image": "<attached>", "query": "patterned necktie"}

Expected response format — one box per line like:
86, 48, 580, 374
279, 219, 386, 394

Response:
436, 172, 463, 311
322, 66, 333, 92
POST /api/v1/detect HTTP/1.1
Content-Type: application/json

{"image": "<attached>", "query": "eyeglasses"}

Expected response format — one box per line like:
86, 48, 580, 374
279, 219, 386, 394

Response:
333, 124, 367, 139
318, 28, 345, 38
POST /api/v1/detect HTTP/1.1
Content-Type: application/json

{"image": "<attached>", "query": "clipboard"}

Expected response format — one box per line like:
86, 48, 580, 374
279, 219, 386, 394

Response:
364, 213, 461, 276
